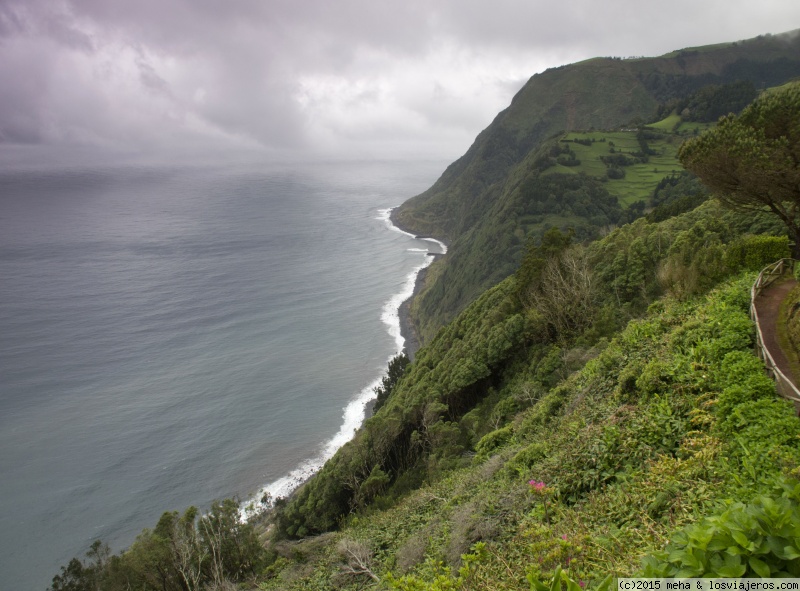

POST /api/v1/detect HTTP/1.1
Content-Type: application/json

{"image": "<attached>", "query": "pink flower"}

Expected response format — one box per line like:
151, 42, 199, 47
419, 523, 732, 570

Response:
561, 534, 568, 540
579, 582, 586, 588
528, 480, 546, 490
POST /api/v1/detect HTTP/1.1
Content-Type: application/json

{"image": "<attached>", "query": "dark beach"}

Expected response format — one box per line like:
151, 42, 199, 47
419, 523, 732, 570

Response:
389, 208, 446, 361
397, 263, 430, 361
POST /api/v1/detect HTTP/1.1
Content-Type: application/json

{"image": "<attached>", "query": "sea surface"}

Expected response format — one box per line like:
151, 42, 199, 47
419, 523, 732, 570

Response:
0, 157, 447, 590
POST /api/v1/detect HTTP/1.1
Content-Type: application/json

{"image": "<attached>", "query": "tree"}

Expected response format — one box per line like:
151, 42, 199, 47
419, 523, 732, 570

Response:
372, 353, 410, 412
515, 226, 574, 305
168, 508, 207, 591
198, 499, 265, 584
49, 540, 110, 591
527, 246, 599, 338
678, 83, 800, 256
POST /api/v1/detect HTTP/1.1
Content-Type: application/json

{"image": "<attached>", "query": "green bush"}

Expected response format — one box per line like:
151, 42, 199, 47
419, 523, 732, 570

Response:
505, 442, 548, 477
475, 425, 514, 460
635, 359, 674, 396
642, 479, 800, 577
713, 351, 777, 424
724, 235, 790, 272
725, 398, 800, 453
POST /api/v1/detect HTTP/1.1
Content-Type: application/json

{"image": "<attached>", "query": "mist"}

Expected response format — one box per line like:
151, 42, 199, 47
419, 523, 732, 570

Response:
1, 0, 798, 163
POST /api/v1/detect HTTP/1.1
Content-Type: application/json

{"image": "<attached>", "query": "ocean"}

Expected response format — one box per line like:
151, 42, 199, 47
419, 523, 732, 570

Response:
0, 157, 447, 590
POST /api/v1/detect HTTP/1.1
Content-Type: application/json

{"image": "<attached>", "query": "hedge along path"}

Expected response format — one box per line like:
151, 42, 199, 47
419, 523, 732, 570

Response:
751, 258, 800, 414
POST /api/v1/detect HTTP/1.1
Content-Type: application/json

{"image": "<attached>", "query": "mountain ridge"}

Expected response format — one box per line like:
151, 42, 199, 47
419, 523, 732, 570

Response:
393, 28, 800, 342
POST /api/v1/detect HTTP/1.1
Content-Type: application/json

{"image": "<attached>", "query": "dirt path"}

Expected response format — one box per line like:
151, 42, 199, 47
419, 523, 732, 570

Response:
753, 278, 798, 385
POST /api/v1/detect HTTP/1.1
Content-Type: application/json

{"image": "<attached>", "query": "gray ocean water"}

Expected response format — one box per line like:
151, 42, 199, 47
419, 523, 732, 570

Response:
0, 158, 446, 590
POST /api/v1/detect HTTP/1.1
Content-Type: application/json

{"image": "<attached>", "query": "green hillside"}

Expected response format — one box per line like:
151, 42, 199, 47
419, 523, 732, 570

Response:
393, 29, 800, 343
54, 196, 800, 591
48, 36, 800, 591
265, 279, 800, 589
262, 198, 797, 589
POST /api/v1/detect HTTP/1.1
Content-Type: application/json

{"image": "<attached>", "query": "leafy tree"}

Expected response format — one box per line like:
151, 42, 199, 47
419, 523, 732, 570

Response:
50, 558, 93, 591
198, 499, 266, 584
678, 83, 800, 256
49, 540, 109, 591
51, 499, 267, 591
373, 353, 410, 412
515, 227, 574, 305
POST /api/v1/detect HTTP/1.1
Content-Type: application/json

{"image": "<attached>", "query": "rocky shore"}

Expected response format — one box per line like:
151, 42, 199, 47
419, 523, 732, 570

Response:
389, 209, 446, 361
398, 260, 434, 361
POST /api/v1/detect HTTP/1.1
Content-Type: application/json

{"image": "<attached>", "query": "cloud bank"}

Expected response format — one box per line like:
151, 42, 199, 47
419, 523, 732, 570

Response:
1, 0, 798, 160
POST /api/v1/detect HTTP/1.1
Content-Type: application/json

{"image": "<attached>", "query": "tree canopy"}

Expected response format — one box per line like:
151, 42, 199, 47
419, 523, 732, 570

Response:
678, 83, 800, 255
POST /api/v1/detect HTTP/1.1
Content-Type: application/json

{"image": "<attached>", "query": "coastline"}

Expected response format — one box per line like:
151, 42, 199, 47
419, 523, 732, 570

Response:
397, 257, 434, 361
389, 208, 446, 361
244, 206, 446, 515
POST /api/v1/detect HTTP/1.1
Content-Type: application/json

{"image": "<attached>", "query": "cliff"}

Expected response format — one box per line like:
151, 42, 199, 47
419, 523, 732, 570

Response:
393, 29, 800, 342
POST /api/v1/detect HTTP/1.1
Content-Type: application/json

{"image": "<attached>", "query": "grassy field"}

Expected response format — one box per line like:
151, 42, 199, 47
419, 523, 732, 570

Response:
543, 126, 687, 207
647, 112, 681, 130
538, 111, 729, 207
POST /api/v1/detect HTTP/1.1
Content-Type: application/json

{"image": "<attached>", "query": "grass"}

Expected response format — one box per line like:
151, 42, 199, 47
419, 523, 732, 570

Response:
543, 130, 685, 207
647, 113, 681, 131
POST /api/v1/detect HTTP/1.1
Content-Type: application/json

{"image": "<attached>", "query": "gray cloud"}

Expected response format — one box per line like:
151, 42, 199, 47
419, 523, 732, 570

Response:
0, 0, 798, 160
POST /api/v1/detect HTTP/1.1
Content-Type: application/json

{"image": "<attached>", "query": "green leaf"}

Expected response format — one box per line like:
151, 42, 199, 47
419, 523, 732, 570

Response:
774, 543, 800, 561
748, 556, 772, 578
527, 573, 550, 591
675, 565, 704, 578
551, 566, 563, 591
716, 560, 746, 578
731, 530, 750, 548
784, 545, 800, 560
596, 575, 616, 591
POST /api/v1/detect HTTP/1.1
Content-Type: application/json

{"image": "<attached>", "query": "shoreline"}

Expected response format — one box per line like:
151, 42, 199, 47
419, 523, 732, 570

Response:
244, 206, 446, 516
397, 259, 433, 361
390, 207, 446, 361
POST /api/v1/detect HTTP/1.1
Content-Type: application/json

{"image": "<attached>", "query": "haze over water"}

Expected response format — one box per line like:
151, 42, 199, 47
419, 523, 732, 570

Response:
0, 157, 446, 590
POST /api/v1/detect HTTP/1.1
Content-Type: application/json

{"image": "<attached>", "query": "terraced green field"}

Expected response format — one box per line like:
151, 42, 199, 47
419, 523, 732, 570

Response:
542, 118, 711, 207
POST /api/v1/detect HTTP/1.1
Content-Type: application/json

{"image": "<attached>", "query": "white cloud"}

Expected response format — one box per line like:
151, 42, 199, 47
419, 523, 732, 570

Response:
0, 0, 798, 160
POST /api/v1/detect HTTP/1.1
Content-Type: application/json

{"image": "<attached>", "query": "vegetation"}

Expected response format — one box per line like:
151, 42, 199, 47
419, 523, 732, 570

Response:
373, 353, 410, 413
679, 82, 800, 256
50, 31, 800, 591
655, 80, 758, 123
642, 479, 800, 577
50, 500, 269, 591
270, 196, 787, 542
258, 261, 800, 590
394, 32, 800, 342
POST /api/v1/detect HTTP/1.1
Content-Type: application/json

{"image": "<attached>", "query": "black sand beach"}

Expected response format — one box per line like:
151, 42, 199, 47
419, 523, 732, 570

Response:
389, 208, 446, 361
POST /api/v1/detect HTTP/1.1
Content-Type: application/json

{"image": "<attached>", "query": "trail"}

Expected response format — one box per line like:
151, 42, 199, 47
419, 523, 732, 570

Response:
753, 277, 800, 392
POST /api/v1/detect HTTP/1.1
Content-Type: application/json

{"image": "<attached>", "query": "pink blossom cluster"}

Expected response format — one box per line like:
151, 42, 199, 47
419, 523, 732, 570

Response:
528, 479, 546, 491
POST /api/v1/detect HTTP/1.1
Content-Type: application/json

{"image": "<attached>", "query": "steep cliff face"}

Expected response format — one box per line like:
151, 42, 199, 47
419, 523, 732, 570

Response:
393, 30, 800, 342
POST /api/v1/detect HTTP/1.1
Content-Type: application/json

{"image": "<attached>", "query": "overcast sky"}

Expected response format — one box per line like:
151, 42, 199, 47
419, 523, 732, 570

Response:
1, 0, 798, 162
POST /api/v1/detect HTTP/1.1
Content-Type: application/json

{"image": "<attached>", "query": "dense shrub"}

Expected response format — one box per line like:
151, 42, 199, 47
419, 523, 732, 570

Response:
642, 479, 800, 577
724, 235, 790, 271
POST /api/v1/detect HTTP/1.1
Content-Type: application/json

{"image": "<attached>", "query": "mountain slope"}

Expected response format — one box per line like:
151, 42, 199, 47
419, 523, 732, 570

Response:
393, 30, 800, 342
262, 201, 799, 589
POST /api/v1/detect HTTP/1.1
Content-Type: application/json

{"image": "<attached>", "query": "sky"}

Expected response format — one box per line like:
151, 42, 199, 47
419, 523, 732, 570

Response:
1, 0, 799, 162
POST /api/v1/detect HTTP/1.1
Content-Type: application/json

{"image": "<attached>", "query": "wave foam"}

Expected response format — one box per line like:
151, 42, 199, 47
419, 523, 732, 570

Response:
241, 207, 446, 519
